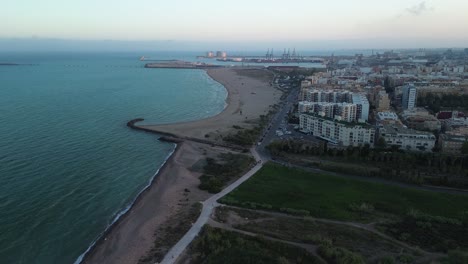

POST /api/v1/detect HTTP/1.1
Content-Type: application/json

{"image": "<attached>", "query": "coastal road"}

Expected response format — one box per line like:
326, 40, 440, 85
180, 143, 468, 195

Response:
257, 84, 299, 159
160, 148, 263, 264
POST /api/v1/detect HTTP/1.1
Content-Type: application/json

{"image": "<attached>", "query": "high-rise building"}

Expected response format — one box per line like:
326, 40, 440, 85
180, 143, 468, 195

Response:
402, 84, 417, 110
352, 93, 370, 121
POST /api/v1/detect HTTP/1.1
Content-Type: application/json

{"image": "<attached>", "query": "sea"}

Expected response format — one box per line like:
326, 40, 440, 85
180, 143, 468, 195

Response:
0, 49, 348, 263
0, 51, 228, 264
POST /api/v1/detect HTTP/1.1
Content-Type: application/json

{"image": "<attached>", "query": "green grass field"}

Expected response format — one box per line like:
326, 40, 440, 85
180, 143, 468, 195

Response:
220, 163, 468, 222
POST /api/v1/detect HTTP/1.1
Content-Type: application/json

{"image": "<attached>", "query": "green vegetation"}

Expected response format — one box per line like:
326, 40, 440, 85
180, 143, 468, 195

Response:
139, 203, 202, 264
267, 140, 468, 188
443, 250, 468, 264
188, 225, 322, 264
224, 126, 263, 146
229, 212, 417, 261
317, 244, 365, 264
378, 209, 468, 253
418, 93, 468, 113
198, 153, 254, 193
221, 163, 468, 222
224, 113, 272, 146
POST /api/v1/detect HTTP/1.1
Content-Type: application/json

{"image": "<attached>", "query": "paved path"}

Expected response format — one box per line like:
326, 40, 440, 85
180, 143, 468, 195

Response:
160, 148, 263, 264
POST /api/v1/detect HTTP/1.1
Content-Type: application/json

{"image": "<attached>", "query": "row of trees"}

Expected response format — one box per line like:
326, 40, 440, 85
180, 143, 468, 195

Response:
267, 140, 468, 188
418, 93, 468, 113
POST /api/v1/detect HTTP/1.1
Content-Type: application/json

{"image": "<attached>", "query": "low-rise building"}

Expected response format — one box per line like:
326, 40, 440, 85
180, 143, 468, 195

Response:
404, 115, 441, 131
439, 134, 467, 154
401, 108, 441, 131
378, 125, 436, 152
377, 111, 399, 121
299, 113, 375, 147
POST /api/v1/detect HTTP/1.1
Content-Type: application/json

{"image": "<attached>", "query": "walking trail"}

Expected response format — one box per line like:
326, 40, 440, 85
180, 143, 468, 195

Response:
160, 148, 263, 264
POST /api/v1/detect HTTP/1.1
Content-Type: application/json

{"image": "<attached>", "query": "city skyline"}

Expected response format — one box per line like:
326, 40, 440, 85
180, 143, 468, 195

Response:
1, 0, 468, 51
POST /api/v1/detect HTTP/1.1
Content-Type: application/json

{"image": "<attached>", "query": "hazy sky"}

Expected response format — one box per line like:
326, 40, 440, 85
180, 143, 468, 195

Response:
1, 0, 468, 50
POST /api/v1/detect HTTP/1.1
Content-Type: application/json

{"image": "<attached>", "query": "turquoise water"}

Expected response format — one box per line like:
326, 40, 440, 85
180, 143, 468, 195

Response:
0, 52, 227, 264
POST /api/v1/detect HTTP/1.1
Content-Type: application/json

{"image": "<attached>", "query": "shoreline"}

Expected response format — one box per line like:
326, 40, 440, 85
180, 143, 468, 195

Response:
76, 142, 178, 264
140, 67, 279, 141
138, 68, 232, 131
80, 67, 278, 264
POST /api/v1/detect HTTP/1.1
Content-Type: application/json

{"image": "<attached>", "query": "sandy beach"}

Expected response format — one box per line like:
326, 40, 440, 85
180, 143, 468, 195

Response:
82, 67, 278, 264
141, 68, 280, 141
82, 141, 211, 264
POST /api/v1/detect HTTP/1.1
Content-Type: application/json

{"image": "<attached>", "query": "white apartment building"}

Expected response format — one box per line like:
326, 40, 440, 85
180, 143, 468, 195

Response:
352, 93, 370, 121
402, 84, 417, 110
377, 112, 399, 121
299, 89, 369, 122
300, 114, 376, 147
298, 102, 357, 122
378, 125, 436, 152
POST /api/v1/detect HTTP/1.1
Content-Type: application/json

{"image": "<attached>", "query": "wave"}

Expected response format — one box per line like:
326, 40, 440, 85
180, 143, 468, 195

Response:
73, 144, 177, 264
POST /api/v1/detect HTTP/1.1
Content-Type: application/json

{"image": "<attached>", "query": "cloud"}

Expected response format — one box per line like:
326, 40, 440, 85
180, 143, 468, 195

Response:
406, 1, 432, 16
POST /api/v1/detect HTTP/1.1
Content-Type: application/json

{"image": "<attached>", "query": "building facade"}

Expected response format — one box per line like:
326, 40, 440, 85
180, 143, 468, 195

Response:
402, 84, 417, 110
300, 114, 375, 147
299, 89, 369, 122
378, 125, 436, 152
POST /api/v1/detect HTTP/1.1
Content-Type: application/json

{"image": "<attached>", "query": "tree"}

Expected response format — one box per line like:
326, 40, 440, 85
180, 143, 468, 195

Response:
376, 137, 387, 149
461, 141, 468, 155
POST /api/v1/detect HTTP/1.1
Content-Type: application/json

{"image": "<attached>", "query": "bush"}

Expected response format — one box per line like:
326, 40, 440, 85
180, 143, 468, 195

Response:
279, 208, 310, 216
317, 244, 365, 264
446, 250, 468, 264
348, 203, 375, 214
377, 256, 395, 264
198, 153, 255, 193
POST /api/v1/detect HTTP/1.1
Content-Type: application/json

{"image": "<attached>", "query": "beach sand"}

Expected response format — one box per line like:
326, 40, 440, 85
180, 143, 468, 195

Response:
82, 67, 278, 264
141, 68, 279, 141
82, 141, 210, 264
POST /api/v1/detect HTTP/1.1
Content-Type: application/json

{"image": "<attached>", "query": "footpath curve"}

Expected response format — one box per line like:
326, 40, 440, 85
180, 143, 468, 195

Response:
160, 148, 263, 264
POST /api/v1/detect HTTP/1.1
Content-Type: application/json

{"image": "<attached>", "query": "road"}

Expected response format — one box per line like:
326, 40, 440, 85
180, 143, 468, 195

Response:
160, 148, 264, 264
257, 84, 299, 159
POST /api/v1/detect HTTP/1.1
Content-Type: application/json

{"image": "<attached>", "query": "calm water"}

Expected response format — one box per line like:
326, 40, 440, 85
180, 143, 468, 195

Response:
0, 52, 227, 264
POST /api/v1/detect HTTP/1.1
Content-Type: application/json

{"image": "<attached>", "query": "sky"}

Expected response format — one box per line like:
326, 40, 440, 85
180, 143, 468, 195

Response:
1, 0, 468, 51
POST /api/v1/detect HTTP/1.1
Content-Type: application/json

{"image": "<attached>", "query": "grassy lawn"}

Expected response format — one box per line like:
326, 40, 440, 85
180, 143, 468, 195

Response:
220, 163, 468, 222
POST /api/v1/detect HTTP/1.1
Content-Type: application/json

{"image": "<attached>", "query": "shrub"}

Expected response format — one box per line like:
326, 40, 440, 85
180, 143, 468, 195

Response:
317, 244, 365, 264
377, 256, 395, 264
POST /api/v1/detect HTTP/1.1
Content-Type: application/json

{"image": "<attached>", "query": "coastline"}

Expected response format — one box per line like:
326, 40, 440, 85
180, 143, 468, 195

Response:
79, 67, 278, 264
76, 142, 178, 264
140, 67, 279, 141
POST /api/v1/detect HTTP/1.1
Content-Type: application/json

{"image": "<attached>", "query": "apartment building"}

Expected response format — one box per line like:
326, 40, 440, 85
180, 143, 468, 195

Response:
300, 113, 375, 147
